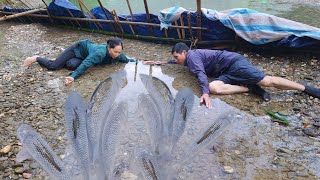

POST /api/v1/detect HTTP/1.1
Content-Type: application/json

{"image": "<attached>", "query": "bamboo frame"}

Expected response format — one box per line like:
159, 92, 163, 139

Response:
0, 11, 207, 31
0, 0, 208, 44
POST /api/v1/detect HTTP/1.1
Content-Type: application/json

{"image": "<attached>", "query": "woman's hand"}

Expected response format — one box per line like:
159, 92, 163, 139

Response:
64, 76, 74, 86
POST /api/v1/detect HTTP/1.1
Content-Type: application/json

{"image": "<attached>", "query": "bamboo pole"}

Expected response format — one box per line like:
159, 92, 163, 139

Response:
125, 0, 137, 32
97, 0, 116, 32
41, 0, 54, 23
196, 0, 202, 40
143, 0, 153, 35
77, 0, 103, 30
180, 14, 185, 39
125, 17, 135, 35
187, 12, 193, 40
112, 9, 124, 36
66, 8, 81, 27
174, 21, 181, 39
0, 8, 45, 21
0, 11, 208, 30
57, 4, 76, 26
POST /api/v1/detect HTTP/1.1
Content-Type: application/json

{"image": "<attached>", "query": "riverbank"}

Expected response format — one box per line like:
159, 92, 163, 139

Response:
0, 22, 319, 179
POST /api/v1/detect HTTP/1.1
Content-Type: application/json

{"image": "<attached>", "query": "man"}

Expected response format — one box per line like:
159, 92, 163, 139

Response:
145, 42, 320, 108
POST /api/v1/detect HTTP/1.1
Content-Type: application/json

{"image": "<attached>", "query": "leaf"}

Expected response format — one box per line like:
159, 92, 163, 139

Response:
265, 110, 289, 125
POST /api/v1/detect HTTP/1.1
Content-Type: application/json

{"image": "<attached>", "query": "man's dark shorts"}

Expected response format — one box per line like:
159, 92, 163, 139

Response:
213, 57, 266, 85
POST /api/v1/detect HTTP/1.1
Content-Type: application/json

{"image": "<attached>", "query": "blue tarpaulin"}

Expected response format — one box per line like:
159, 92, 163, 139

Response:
2, 0, 320, 48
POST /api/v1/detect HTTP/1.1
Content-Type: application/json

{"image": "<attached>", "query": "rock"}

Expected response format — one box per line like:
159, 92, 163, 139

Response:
0, 144, 12, 154
302, 128, 319, 137
277, 148, 293, 154
223, 166, 234, 174
120, 171, 138, 180
14, 167, 24, 174
22, 173, 32, 179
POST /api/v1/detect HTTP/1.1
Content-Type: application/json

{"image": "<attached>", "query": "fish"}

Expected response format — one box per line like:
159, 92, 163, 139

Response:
171, 88, 194, 149
16, 124, 71, 180
140, 74, 175, 154
138, 93, 162, 153
87, 70, 127, 163
136, 149, 161, 180
101, 102, 128, 179
64, 91, 90, 178
175, 115, 232, 167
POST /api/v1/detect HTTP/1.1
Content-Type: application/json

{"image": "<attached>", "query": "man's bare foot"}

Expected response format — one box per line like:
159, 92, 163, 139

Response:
23, 56, 39, 66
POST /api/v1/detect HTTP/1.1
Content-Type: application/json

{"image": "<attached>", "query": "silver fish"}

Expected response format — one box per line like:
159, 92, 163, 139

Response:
171, 88, 194, 150
64, 91, 90, 177
87, 70, 127, 163
140, 74, 175, 153
101, 102, 128, 179
16, 124, 71, 180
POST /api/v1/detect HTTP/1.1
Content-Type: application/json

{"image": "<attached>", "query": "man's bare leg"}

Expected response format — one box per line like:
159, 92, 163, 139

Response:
209, 80, 249, 95
258, 75, 320, 98
257, 76, 305, 91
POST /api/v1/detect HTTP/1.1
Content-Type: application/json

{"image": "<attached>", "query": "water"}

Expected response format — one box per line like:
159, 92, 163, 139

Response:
63, 0, 320, 27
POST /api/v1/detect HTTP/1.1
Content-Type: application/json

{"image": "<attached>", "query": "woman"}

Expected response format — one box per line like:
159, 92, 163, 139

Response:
24, 37, 134, 85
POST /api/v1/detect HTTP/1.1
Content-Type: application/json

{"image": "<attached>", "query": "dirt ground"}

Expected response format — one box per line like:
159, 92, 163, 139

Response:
0, 22, 319, 179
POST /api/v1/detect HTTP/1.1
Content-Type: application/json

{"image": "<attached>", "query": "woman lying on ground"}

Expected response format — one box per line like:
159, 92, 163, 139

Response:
24, 37, 135, 85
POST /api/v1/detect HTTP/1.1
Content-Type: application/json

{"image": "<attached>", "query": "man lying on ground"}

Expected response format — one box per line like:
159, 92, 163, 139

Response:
144, 42, 320, 108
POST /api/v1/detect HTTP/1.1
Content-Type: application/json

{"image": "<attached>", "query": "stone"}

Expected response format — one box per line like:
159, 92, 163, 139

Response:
0, 145, 12, 154
22, 173, 32, 179
223, 166, 234, 174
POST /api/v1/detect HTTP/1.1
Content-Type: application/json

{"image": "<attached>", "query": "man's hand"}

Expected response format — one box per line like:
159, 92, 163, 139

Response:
143, 60, 163, 65
200, 93, 212, 108
64, 76, 74, 86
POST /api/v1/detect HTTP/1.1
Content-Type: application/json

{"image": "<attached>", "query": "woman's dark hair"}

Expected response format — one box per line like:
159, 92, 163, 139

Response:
171, 42, 189, 54
107, 37, 123, 49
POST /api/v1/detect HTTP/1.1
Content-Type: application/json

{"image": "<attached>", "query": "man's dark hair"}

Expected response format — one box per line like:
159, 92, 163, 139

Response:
107, 37, 123, 49
171, 42, 189, 54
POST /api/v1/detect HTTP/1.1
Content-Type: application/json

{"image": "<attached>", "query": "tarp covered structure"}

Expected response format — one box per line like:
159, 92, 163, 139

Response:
1, 0, 320, 49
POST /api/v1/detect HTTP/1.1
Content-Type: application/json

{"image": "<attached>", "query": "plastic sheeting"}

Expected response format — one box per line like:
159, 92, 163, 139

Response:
202, 8, 320, 47
2, 0, 320, 48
